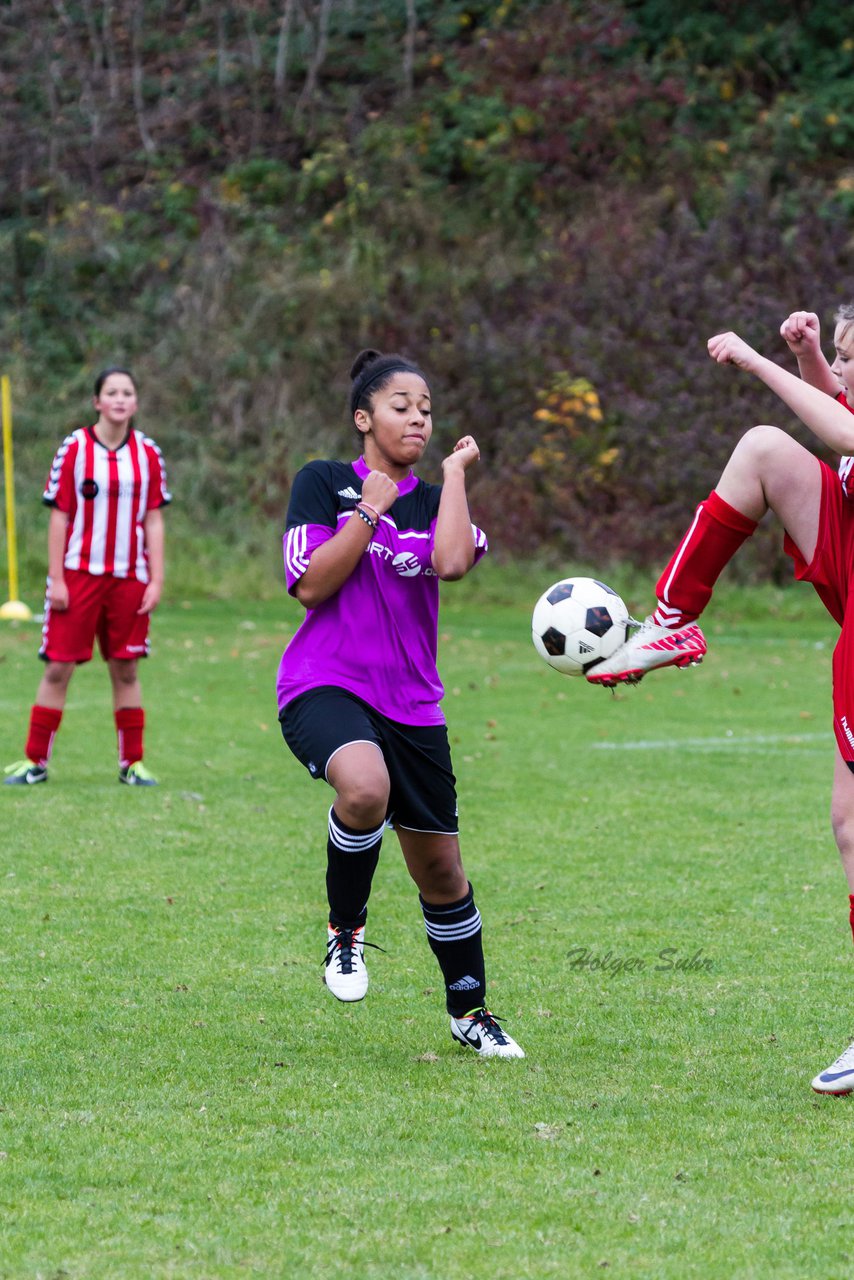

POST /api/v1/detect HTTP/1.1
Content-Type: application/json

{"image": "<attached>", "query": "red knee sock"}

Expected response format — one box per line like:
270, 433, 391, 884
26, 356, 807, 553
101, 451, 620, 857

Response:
25, 705, 63, 767
115, 706, 145, 768
849, 894, 854, 947
653, 490, 758, 628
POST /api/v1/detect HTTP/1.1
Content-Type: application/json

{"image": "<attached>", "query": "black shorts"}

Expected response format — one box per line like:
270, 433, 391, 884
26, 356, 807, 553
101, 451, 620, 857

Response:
279, 687, 459, 834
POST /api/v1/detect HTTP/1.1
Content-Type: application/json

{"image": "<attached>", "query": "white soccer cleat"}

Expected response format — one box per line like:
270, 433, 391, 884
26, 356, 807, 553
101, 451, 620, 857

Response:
586, 616, 707, 686
450, 1008, 525, 1058
811, 1039, 854, 1095
324, 924, 369, 1002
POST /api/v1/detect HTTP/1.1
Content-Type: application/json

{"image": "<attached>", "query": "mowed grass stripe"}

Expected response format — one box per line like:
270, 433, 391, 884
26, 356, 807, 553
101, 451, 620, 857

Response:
1, 583, 850, 1279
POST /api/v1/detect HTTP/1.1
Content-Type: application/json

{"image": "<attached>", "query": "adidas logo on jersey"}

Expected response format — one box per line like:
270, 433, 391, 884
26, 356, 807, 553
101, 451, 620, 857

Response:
449, 974, 480, 991
337, 486, 361, 501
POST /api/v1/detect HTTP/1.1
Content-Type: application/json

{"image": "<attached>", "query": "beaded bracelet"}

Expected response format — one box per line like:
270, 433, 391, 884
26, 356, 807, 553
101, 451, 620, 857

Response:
354, 505, 377, 530
359, 501, 381, 523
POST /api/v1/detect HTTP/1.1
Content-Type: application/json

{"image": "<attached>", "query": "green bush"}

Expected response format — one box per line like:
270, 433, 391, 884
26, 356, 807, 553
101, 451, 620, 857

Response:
2, 0, 854, 576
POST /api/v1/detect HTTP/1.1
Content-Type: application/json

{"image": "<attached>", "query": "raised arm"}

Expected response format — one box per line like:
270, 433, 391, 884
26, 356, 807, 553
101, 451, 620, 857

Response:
779, 310, 839, 397
293, 469, 399, 610
431, 435, 480, 581
708, 331, 854, 455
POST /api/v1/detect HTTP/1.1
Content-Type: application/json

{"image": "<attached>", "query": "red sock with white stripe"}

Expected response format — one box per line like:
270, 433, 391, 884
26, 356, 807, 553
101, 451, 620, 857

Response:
849, 894, 854, 946
115, 706, 145, 767
25, 705, 62, 767
653, 490, 758, 628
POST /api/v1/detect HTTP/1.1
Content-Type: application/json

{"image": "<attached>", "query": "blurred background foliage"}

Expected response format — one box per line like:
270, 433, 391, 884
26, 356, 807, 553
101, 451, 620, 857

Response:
1, 0, 853, 595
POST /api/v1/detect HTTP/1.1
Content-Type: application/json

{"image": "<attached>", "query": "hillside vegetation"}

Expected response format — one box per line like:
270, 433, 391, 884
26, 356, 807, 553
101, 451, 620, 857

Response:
2, 0, 853, 592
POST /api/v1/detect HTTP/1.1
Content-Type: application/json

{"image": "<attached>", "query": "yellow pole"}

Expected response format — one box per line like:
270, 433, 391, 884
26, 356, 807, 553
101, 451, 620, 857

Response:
0, 374, 33, 621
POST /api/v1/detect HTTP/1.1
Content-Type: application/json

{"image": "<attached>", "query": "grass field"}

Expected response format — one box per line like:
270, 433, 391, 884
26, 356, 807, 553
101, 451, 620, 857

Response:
1, 570, 852, 1278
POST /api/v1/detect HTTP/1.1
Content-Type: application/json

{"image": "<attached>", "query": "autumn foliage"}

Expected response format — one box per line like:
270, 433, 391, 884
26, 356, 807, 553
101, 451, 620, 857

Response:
2, 0, 853, 573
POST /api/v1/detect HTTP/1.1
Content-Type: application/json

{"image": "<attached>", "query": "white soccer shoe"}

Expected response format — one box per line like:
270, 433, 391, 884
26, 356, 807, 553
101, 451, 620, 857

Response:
586, 616, 707, 686
811, 1039, 854, 1095
450, 1008, 525, 1058
324, 924, 369, 1002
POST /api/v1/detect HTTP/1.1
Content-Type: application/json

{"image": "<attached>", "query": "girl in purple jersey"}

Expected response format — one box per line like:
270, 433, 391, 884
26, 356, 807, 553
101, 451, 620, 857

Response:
277, 348, 524, 1058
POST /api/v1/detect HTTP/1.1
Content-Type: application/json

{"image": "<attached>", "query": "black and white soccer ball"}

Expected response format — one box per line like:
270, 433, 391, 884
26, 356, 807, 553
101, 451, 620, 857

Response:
531, 577, 629, 677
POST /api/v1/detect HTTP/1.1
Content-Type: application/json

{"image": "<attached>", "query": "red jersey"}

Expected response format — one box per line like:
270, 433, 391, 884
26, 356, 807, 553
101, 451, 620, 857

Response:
43, 426, 171, 581
837, 391, 854, 498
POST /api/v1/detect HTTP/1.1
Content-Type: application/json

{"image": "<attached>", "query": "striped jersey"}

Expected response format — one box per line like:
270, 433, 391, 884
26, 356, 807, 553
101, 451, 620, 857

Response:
837, 391, 854, 498
43, 426, 171, 581
277, 456, 488, 725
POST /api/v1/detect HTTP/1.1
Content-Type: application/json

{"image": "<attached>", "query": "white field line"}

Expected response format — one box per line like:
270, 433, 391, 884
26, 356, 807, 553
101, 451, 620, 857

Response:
592, 731, 831, 753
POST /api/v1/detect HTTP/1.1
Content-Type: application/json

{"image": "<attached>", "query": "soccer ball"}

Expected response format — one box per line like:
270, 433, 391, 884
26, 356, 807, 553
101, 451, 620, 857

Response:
531, 577, 629, 677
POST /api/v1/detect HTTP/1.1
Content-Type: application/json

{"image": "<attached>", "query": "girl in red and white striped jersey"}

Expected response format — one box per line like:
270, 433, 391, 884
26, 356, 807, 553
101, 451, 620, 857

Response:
4, 368, 170, 787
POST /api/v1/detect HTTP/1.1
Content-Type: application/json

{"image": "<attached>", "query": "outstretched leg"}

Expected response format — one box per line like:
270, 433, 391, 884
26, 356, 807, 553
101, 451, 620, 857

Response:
589, 426, 824, 684
661, 425, 821, 617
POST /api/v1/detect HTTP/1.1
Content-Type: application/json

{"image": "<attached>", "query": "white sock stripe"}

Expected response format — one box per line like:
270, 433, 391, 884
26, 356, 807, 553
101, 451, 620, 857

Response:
422, 911, 482, 942
328, 809, 385, 852
423, 921, 483, 942
330, 834, 380, 853
659, 503, 703, 605
328, 827, 383, 852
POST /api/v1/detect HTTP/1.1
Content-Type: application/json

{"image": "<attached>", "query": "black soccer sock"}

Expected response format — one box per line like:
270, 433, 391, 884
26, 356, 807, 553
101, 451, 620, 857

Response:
326, 806, 384, 928
420, 882, 487, 1015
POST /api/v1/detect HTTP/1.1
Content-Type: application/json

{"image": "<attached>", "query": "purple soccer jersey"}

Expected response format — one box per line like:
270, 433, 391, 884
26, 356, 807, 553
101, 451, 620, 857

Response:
276, 457, 487, 725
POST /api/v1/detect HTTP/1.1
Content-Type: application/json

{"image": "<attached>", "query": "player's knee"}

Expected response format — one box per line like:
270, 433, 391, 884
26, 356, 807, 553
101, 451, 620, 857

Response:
831, 801, 854, 861
43, 661, 73, 689
111, 660, 138, 687
734, 423, 787, 468
417, 852, 467, 900
336, 776, 389, 826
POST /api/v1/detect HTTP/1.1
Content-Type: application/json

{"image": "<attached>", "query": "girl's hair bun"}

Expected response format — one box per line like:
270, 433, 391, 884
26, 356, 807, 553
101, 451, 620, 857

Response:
349, 349, 384, 382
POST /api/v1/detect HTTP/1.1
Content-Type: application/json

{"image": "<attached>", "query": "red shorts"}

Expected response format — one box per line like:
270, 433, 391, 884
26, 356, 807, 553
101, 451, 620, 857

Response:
39, 568, 150, 664
784, 460, 854, 763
